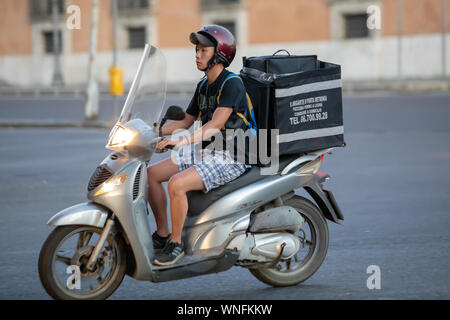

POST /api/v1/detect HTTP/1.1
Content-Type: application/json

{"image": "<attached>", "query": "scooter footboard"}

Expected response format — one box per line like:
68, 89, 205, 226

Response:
47, 202, 109, 228
151, 251, 239, 283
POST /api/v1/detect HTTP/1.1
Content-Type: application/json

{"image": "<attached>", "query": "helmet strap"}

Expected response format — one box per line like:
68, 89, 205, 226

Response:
203, 56, 218, 75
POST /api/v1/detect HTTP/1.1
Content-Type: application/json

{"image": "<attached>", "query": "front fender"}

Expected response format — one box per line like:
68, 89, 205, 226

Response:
47, 202, 109, 228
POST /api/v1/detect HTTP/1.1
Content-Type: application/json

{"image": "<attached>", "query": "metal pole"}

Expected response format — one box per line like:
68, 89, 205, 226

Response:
397, 0, 403, 79
112, 0, 119, 121
52, 0, 64, 87
112, 0, 118, 67
85, 0, 99, 121
442, 0, 447, 78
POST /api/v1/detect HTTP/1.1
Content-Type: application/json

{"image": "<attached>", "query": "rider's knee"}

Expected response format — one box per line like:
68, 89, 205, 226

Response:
167, 175, 185, 197
147, 165, 160, 183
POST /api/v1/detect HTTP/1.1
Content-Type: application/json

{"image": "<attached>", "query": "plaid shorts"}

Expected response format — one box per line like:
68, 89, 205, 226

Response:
174, 145, 251, 193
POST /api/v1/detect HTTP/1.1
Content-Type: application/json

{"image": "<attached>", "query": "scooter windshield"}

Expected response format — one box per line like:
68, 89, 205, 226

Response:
117, 44, 167, 127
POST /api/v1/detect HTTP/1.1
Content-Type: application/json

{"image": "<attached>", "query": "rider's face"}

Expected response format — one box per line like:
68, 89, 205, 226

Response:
195, 44, 215, 70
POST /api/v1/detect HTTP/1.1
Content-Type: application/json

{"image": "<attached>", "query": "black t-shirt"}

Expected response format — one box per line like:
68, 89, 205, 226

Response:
186, 68, 254, 164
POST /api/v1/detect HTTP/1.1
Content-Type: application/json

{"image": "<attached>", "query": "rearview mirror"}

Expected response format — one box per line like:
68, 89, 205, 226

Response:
165, 105, 185, 121
159, 105, 186, 137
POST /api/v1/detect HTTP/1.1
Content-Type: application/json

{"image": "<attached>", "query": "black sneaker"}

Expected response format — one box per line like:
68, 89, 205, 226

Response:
152, 231, 171, 253
153, 240, 185, 266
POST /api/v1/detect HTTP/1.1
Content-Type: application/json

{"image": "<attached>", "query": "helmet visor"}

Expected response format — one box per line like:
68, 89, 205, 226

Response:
189, 32, 215, 47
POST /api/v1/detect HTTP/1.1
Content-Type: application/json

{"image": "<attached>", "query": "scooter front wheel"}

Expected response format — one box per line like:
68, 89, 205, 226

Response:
38, 225, 127, 300
249, 196, 329, 287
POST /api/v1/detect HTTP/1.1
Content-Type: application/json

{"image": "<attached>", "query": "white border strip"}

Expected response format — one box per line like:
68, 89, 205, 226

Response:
277, 126, 344, 143
275, 79, 342, 98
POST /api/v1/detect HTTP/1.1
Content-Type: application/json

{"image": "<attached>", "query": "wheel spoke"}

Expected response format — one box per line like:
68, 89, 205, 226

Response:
76, 233, 84, 250
77, 231, 93, 250
96, 274, 104, 285
285, 259, 291, 270
56, 255, 72, 265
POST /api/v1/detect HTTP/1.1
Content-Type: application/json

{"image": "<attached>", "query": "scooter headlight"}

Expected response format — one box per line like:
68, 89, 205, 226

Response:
108, 125, 136, 147
94, 173, 128, 197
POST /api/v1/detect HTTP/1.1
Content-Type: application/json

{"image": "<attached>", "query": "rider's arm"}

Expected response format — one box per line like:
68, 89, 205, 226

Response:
184, 107, 232, 144
160, 113, 196, 136
156, 108, 231, 150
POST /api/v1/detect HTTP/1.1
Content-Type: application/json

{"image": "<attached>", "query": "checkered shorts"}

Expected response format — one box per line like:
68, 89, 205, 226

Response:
174, 145, 251, 193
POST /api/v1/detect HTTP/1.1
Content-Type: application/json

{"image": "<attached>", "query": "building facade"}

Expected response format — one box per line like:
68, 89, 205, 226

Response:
0, 0, 449, 88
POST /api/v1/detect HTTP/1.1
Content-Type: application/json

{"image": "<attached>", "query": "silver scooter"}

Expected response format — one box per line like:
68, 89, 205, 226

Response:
38, 45, 344, 300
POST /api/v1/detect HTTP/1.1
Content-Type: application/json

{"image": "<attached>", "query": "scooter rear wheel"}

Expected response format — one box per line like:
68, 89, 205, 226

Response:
38, 225, 127, 300
249, 196, 329, 287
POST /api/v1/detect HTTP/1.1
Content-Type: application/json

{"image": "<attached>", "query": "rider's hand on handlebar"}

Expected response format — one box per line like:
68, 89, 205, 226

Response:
155, 137, 186, 153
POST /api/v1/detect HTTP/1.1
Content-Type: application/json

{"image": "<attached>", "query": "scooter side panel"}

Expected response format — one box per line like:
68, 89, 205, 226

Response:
182, 211, 250, 254
191, 171, 314, 226
182, 172, 314, 252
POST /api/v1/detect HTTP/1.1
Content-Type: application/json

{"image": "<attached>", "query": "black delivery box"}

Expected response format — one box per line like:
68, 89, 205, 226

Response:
240, 50, 345, 160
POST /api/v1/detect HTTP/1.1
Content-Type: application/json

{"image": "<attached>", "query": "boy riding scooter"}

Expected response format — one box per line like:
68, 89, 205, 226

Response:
148, 25, 254, 265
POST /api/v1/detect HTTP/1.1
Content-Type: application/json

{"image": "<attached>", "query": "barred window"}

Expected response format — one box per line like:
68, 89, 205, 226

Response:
43, 30, 63, 54
128, 27, 146, 49
344, 13, 369, 39
118, 0, 149, 11
200, 0, 240, 7
30, 0, 64, 19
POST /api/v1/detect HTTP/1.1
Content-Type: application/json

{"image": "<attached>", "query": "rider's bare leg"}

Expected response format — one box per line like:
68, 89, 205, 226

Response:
147, 157, 180, 237
167, 167, 205, 244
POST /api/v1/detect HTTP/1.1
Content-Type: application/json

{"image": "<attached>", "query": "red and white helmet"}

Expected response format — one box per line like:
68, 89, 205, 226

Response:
190, 24, 236, 68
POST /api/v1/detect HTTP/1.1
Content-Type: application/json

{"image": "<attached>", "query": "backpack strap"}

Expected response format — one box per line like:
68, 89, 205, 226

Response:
195, 73, 258, 132
195, 77, 208, 124
244, 93, 257, 131
217, 73, 241, 105
216, 73, 257, 132
199, 77, 208, 90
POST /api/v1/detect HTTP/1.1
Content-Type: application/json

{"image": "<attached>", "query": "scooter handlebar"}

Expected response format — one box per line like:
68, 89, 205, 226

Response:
153, 136, 179, 153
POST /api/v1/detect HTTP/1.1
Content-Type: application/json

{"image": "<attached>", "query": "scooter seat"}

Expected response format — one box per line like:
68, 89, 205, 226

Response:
186, 154, 302, 217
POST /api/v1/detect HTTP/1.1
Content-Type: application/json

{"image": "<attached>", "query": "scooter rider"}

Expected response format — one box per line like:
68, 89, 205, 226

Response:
148, 25, 253, 266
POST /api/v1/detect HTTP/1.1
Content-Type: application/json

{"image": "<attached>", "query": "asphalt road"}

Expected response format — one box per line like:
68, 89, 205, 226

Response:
0, 92, 449, 299
0, 94, 190, 124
